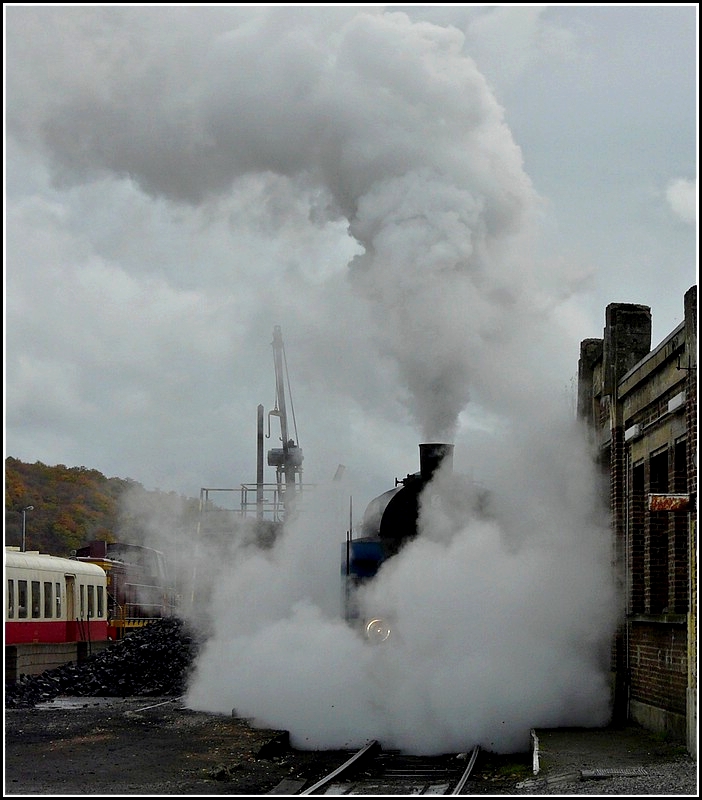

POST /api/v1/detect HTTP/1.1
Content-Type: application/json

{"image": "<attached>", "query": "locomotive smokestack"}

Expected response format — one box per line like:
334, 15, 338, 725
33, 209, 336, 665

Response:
419, 443, 454, 482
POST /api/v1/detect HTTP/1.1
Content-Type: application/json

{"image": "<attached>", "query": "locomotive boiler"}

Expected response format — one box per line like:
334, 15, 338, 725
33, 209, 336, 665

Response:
342, 443, 454, 640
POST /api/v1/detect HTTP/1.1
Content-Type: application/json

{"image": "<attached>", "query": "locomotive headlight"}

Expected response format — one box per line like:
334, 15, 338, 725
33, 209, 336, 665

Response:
365, 618, 391, 643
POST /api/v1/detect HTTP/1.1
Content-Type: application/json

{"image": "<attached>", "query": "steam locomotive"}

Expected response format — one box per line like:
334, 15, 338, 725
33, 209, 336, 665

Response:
342, 442, 455, 641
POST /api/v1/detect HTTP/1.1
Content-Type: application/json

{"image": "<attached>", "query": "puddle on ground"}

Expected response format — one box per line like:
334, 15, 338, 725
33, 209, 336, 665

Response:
35, 696, 183, 712
35, 697, 127, 710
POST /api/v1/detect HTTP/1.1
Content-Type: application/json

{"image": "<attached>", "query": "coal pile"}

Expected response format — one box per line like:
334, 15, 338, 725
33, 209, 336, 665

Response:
5, 617, 199, 708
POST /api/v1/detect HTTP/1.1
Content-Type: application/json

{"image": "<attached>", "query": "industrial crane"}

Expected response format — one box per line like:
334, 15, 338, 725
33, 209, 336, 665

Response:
191, 326, 304, 606
258, 325, 303, 520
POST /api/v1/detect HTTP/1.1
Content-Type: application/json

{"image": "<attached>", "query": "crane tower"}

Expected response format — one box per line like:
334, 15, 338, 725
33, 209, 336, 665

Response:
258, 325, 304, 519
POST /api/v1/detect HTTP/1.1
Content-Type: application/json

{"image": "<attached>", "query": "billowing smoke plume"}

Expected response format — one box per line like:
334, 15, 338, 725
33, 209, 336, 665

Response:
8, 6, 619, 752
7, 5, 559, 443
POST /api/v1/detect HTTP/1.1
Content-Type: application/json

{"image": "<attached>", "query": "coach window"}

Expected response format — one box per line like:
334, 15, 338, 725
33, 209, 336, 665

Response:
97, 585, 104, 618
56, 582, 61, 618
31, 581, 41, 618
87, 585, 95, 618
80, 584, 85, 618
7, 580, 15, 618
44, 582, 53, 618
18, 580, 28, 618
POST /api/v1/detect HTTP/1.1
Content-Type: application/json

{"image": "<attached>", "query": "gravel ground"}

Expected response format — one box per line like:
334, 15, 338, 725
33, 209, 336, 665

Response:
4, 696, 351, 795
5, 620, 697, 795
515, 760, 698, 795
513, 725, 698, 796
6, 698, 696, 796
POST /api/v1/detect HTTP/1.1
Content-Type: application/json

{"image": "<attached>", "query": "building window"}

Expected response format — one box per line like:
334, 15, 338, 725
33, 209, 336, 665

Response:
671, 438, 689, 612
648, 449, 669, 613
673, 439, 687, 493
631, 462, 645, 614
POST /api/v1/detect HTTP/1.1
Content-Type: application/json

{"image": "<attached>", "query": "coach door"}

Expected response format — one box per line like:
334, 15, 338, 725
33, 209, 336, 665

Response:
65, 574, 76, 640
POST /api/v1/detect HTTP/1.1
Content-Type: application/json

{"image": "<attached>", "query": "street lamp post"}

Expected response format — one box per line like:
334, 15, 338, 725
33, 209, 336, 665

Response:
21, 505, 34, 552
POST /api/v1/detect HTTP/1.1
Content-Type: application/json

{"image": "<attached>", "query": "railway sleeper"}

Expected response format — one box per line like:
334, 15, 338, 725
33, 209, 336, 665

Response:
272, 743, 480, 795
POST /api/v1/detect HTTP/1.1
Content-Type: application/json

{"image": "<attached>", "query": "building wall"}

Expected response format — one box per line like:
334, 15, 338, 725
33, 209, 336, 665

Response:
5, 640, 112, 683
578, 285, 697, 756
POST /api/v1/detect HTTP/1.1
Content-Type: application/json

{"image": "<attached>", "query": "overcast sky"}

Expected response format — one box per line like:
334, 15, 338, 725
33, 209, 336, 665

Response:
4, 4, 698, 511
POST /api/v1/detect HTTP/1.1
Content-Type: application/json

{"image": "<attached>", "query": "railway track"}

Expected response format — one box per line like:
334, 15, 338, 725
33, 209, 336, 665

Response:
270, 741, 481, 795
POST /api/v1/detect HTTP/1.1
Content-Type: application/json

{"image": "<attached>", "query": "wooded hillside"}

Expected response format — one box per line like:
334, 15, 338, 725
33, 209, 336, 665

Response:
5, 457, 199, 557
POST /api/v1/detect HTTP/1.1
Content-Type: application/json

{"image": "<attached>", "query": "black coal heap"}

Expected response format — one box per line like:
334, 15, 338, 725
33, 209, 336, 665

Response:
5, 617, 199, 708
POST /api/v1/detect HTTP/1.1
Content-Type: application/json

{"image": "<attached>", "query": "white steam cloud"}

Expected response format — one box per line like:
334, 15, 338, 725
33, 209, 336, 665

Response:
186, 415, 617, 754
9, 6, 619, 753
666, 177, 697, 226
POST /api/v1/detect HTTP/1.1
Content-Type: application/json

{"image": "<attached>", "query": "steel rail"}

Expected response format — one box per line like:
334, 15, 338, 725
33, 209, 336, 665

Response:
299, 739, 381, 795
451, 744, 480, 794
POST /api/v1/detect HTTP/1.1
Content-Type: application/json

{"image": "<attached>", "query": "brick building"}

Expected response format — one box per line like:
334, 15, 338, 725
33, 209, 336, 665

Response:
577, 285, 697, 757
